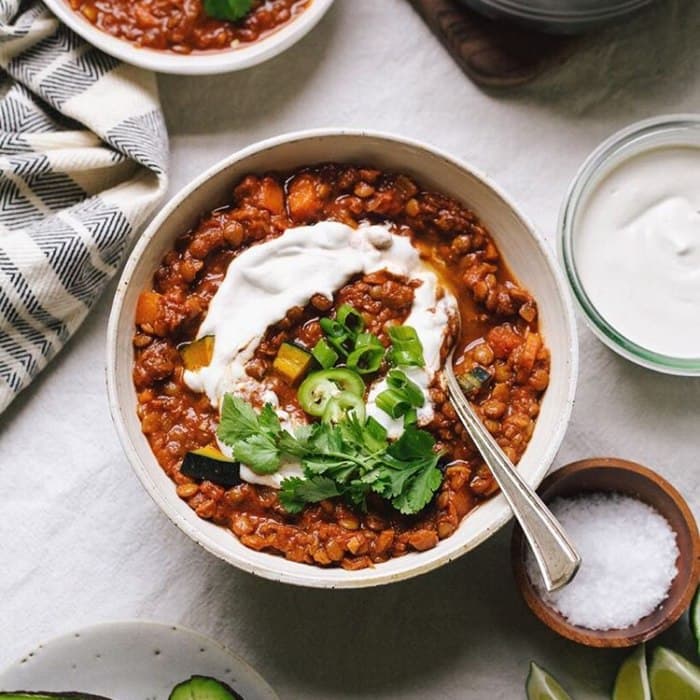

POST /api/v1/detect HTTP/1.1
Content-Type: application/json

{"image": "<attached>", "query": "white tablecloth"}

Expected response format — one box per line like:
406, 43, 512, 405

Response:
2, 2, 699, 697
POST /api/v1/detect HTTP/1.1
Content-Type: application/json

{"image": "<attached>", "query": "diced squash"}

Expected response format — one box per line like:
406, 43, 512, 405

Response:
287, 174, 323, 222
193, 445, 229, 460
256, 177, 284, 214
273, 342, 313, 385
135, 290, 163, 326
179, 335, 215, 371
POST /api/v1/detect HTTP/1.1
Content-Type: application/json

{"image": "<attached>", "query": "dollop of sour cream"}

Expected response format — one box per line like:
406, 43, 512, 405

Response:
184, 221, 456, 488
575, 146, 700, 358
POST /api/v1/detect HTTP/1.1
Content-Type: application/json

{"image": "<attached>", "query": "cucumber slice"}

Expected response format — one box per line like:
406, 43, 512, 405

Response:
613, 645, 651, 700
169, 676, 241, 700
691, 586, 700, 657
649, 647, 700, 700
526, 662, 573, 700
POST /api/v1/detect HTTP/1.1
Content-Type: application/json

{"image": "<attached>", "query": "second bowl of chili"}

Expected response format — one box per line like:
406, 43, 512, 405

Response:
43, 0, 334, 75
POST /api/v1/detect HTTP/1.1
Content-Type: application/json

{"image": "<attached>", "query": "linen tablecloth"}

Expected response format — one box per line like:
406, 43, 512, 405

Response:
2, 1, 700, 698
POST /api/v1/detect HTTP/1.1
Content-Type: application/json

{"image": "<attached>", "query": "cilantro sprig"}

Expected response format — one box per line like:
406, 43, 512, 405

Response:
217, 395, 443, 515
203, 0, 253, 21
217, 395, 282, 474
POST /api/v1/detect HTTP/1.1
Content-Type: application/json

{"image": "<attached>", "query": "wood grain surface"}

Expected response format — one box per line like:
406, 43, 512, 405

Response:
408, 0, 576, 87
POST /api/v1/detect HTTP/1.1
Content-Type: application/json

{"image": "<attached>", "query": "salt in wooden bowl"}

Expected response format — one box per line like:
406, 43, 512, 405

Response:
511, 457, 700, 648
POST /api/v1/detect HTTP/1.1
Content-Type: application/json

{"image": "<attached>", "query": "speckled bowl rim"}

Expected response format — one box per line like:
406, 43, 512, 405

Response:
42, 0, 334, 75
558, 113, 700, 376
106, 128, 579, 588
0, 620, 278, 699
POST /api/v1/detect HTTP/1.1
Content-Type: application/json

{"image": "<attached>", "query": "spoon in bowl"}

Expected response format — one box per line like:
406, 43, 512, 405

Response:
443, 345, 581, 592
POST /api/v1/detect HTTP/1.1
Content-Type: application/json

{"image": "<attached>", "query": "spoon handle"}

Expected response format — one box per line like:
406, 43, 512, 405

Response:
444, 365, 580, 592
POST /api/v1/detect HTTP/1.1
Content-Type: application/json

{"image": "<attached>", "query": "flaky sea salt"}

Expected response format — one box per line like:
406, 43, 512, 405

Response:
526, 492, 679, 631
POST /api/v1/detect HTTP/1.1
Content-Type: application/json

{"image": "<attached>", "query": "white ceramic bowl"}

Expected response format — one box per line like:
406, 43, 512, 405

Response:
107, 130, 579, 588
43, 0, 334, 75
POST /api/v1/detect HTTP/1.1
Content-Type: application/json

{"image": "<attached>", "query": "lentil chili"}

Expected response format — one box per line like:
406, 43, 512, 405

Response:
67, 0, 310, 53
132, 164, 550, 569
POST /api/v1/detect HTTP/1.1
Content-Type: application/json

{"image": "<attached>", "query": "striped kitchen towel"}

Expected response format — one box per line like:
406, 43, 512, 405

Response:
0, 0, 169, 415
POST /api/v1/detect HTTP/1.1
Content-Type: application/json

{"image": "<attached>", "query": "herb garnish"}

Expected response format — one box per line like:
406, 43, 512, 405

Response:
217, 395, 443, 515
203, 0, 253, 22
387, 325, 425, 367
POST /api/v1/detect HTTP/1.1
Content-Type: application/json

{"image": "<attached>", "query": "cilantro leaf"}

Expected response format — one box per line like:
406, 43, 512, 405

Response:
258, 403, 281, 436
217, 394, 259, 445
391, 462, 443, 515
387, 425, 436, 461
218, 396, 284, 475
203, 0, 253, 21
233, 434, 280, 475
279, 476, 342, 514
307, 422, 345, 455
277, 427, 311, 458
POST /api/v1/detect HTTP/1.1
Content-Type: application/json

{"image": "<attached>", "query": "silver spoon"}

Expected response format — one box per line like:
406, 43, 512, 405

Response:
444, 347, 580, 592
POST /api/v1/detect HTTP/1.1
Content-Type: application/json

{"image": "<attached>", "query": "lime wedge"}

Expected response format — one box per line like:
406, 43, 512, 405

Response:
613, 645, 651, 700
691, 586, 700, 657
649, 647, 700, 700
526, 662, 573, 700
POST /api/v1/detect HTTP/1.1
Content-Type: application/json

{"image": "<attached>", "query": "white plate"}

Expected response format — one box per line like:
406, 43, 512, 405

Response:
0, 621, 278, 700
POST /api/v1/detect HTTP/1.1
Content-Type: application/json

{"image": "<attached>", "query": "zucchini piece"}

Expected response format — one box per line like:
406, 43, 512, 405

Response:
456, 364, 492, 397
180, 447, 241, 487
272, 342, 312, 385
179, 336, 215, 371
169, 676, 242, 700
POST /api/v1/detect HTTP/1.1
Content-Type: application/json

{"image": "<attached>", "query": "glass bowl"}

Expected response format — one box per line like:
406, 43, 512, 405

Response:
559, 114, 700, 376
458, 0, 653, 34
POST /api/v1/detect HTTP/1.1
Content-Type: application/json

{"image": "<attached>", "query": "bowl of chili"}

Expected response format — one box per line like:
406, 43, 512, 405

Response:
107, 129, 579, 587
43, 0, 334, 75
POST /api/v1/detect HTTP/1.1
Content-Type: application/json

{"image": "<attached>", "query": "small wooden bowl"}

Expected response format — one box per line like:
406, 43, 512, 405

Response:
512, 457, 700, 648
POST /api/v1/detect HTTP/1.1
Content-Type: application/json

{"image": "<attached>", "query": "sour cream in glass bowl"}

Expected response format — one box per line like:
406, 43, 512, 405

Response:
107, 130, 578, 588
559, 115, 700, 376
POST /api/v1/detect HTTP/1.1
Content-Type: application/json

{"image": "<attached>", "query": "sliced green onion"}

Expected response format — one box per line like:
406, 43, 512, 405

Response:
319, 317, 354, 356
337, 304, 365, 335
388, 325, 425, 367
386, 369, 425, 407
365, 416, 388, 447
403, 407, 418, 427
311, 338, 339, 369
354, 331, 381, 348
319, 317, 345, 338
347, 337, 385, 374
375, 388, 411, 419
